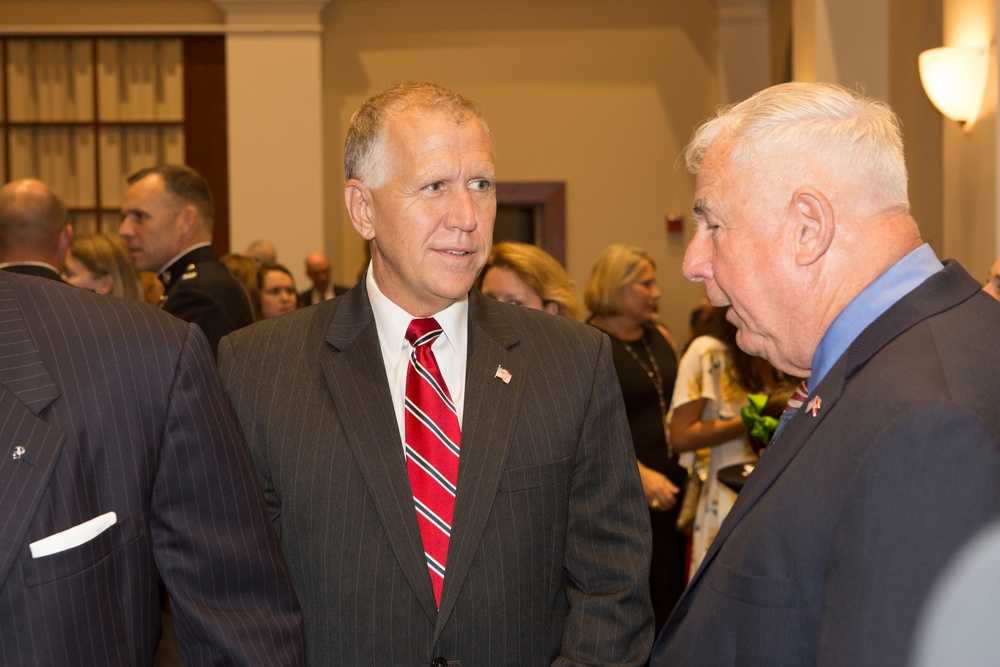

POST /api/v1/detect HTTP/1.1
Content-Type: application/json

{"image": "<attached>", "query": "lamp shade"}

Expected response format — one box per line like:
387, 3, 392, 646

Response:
918, 46, 990, 124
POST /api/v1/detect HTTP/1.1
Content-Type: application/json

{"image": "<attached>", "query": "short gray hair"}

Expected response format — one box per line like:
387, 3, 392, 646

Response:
685, 82, 909, 211
344, 82, 492, 188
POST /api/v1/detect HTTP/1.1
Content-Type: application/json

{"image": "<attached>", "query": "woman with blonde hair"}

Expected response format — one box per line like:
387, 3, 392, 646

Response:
221, 253, 260, 319
479, 241, 579, 319
585, 243, 684, 636
62, 233, 141, 300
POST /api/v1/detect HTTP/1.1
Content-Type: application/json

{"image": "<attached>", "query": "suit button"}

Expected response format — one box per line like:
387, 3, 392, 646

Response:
430, 658, 448, 667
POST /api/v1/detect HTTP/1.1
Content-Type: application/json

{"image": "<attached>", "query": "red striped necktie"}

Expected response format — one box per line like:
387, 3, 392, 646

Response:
769, 379, 810, 447
784, 379, 809, 415
404, 317, 461, 608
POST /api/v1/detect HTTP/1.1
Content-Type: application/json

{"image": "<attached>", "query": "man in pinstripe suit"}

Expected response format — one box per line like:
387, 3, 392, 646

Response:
219, 82, 654, 665
0, 268, 305, 665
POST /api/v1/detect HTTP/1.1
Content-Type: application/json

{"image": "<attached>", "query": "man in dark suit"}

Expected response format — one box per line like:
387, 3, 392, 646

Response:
297, 250, 347, 306
119, 164, 253, 354
0, 178, 72, 281
219, 82, 653, 665
0, 269, 304, 664
650, 82, 1000, 665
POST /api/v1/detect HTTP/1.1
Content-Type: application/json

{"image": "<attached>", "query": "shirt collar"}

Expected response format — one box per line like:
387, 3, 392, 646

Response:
0, 261, 60, 273
366, 262, 469, 369
810, 243, 943, 388
157, 242, 212, 277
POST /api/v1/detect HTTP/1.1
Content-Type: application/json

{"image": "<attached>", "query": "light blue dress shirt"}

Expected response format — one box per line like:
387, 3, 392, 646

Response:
772, 244, 943, 438
809, 243, 944, 390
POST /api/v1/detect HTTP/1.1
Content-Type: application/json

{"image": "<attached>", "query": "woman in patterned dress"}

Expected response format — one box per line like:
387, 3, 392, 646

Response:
668, 305, 781, 578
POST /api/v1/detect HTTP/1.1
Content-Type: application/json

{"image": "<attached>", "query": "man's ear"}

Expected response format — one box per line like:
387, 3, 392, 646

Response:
345, 179, 376, 240
57, 224, 73, 261
790, 186, 834, 265
176, 205, 200, 240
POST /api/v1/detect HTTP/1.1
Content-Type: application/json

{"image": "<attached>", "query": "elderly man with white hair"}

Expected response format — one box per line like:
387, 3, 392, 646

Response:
651, 82, 1000, 666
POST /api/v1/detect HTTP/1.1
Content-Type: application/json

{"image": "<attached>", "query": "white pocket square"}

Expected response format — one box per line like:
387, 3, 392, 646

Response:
29, 511, 117, 559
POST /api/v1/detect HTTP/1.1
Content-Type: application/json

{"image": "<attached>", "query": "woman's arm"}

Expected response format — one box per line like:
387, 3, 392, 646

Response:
669, 397, 745, 453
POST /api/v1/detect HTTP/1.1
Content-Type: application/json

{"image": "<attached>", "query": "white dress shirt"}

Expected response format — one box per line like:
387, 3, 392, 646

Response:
366, 265, 469, 450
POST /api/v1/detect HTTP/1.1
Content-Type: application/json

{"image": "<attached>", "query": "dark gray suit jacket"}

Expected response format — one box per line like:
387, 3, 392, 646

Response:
219, 282, 654, 666
651, 260, 1000, 666
0, 272, 304, 665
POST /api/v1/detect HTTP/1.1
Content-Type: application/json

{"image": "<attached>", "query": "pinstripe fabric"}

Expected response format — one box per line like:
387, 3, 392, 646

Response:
0, 272, 304, 666
218, 281, 654, 666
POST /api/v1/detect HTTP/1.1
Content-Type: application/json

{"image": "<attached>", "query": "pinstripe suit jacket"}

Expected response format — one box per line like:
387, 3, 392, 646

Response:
651, 261, 1000, 666
0, 272, 304, 666
218, 282, 654, 666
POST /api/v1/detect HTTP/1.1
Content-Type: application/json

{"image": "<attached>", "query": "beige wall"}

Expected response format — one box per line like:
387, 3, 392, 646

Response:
941, 0, 998, 277
322, 0, 718, 337
792, 0, 950, 258
890, 0, 944, 251
5, 0, 996, 330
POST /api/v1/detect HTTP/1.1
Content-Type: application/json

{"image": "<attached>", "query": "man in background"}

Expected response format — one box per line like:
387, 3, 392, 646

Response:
119, 164, 253, 354
0, 267, 304, 664
0, 178, 72, 281
651, 82, 1000, 666
298, 250, 347, 306
244, 239, 277, 265
219, 82, 653, 665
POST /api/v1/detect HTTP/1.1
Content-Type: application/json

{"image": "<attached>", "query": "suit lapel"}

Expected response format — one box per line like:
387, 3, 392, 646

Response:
320, 283, 440, 621
672, 261, 983, 621
673, 362, 846, 614
433, 293, 525, 637
0, 277, 64, 588
0, 280, 62, 414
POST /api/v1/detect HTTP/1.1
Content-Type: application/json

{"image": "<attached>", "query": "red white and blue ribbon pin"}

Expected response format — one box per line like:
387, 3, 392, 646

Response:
807, 395, 822, 417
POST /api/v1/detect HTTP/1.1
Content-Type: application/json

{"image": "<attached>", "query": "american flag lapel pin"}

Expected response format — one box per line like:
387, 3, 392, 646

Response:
807, 395, 822, 417
11, 446, 34, 466
494, 365, 512, 384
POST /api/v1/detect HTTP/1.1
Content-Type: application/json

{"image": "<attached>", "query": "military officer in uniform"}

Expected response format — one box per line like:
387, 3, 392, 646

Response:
120, 164, 253, 354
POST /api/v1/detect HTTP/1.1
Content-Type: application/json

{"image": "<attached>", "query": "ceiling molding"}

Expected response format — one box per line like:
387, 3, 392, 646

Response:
213, 0, 331, 31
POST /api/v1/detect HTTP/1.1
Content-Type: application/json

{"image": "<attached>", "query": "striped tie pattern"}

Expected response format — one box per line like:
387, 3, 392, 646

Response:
404, 318, 461, 607
768, 379, 810, 448
784, 379, 809, 415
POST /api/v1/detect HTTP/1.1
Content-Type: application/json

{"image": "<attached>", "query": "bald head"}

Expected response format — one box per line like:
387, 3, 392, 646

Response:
0, 179, 71, 268
245, 240, 277, 265
304, 251, 331, 293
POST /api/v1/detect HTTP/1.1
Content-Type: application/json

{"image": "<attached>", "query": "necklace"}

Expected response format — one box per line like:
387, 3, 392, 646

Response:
620, 331, 672, 457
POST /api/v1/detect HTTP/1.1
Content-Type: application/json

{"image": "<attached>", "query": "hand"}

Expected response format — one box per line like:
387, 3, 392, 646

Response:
638, 463, 680, 512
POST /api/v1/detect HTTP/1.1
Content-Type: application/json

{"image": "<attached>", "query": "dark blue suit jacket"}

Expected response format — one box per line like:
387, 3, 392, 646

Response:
652, 260, 1000, 666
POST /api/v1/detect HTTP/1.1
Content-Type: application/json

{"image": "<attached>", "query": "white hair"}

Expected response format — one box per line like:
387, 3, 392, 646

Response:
685, 82, 909, 212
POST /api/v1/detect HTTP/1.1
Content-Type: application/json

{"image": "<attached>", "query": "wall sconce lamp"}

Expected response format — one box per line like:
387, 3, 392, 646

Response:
918, 46, 990, 126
